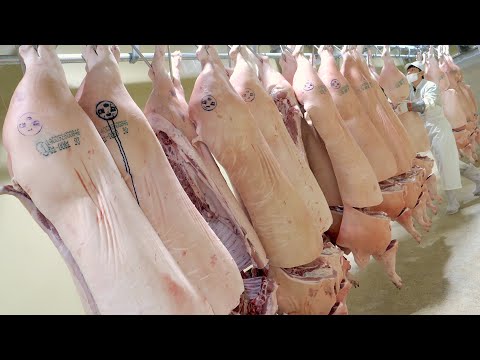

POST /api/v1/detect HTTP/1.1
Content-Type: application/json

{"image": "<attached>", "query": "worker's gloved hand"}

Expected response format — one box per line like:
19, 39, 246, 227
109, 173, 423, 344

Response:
394, 102, 409, 116
407, 100, 426, 113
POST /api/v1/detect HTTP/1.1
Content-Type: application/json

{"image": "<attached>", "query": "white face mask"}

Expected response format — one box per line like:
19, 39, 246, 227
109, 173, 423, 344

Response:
407, 73, 419, 84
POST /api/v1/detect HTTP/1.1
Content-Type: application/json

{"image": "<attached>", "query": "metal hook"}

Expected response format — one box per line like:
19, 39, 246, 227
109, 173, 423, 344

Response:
131, 45, 152, 69
227, 45, 232, 67
130, 45, 140, 64
245, 45, 262, 61
374, 45, 382, 54
29, 45, 40, 57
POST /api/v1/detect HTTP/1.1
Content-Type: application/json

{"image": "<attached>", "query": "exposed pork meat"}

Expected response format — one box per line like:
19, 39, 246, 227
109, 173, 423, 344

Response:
342, 46, 414, 175
189, 46, 322, 268
289, 47, 383, 208
144, 46, 268, 270
258, 55, 307, 161
316, 45, 398, 182
76, 45, 244, 314
232, 273, 279, 315
269, 261, 337, 315
0, 183, 99, 315
300, 118, 343, 206
368, 184, 406, 220
3, 45, 214, 314
398, 112, 431, 153
155, 126, 252, 270
228, 45, 332, 238
378, 45, 411, 104
283, 257, 330, 279
336, 205, 402, 288
396, 207, 422, 243
413, 155, 434, 176
352, 46, 417, 161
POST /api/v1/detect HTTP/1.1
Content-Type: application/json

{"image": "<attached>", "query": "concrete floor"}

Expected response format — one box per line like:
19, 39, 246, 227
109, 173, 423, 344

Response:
346, 159, 480, 315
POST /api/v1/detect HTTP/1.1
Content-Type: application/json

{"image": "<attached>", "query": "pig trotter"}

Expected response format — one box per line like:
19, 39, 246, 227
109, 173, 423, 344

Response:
396, 208, 422, 243
412, 193, 431, 232
347, 273, 359, 288
373, 240, 403, 289
424, 190, 438, 215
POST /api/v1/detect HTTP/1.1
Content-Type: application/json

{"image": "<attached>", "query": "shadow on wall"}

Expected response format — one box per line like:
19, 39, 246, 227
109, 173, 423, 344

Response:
347, 235, 452, 315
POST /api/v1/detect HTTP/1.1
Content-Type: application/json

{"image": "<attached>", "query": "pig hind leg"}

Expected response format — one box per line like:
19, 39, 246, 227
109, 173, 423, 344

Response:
396, 208, 422, 243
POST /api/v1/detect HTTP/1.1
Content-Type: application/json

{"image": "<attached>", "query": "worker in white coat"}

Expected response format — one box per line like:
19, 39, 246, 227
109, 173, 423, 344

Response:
395, 60, 480, 214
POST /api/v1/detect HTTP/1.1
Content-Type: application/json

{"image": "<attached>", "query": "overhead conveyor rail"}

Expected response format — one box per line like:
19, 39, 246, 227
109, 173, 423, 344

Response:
0, 45, 475, 66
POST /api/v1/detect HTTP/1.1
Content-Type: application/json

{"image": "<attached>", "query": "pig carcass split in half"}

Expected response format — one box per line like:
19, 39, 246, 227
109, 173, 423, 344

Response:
377, 45, 430, 154
188, 45, 348, 314
141, 46, 277, 314
286, 45, 401, 288
2, 45, 217, 314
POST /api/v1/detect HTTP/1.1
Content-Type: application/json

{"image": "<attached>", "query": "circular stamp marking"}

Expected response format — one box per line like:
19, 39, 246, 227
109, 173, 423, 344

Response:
303, 81, 314, 91
241, 88, 255, 102
330, 79, 341, 89
17, 114, 42, 136
96, 100, 118, 121
201, 95, 217, 111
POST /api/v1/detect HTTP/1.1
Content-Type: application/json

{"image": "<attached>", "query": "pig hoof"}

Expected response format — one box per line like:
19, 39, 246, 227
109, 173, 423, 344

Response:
347, 274, 359, 288
392, 275, 403, 289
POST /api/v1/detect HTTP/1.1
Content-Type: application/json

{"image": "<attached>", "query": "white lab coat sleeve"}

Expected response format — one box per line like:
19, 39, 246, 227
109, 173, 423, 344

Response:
421, 81, 441, 110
